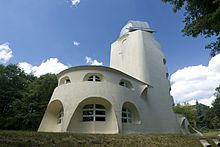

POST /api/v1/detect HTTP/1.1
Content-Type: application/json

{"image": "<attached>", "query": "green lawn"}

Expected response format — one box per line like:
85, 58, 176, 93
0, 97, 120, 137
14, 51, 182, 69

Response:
0, 130, 218, 147
202, 130, 220, 137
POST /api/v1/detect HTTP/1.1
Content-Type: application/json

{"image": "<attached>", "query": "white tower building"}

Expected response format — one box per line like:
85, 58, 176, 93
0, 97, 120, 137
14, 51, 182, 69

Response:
38, 20, 199, 135
110, 20, 180, 133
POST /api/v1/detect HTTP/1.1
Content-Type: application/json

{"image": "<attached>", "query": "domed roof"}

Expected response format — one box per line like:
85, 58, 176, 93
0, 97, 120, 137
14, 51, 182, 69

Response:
119, 20, 155, 37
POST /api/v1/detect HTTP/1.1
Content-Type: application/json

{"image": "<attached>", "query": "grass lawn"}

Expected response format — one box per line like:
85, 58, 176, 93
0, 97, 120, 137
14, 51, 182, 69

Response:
203, 130, 220, 137
0, 130, 211, 147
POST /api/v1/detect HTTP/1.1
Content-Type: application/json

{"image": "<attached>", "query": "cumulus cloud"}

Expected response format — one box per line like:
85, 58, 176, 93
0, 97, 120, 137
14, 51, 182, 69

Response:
0, 42, 13, 64
71, 0, 80, 6
85, 56, 103, 66
170, 54, 220, 106
18, 62, 33, 74
73, 41, 80, 46
18, 58, 69, 77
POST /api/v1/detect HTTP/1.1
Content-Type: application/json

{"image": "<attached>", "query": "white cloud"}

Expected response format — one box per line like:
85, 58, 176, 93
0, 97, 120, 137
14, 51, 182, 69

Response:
85, 56, 103, 66
170, 54, 220, 106
73, 41, 80, 46
71, 0, 80, 6
18, 58, 69, 77
18, 62, 33, 74
0, 42, 13, 64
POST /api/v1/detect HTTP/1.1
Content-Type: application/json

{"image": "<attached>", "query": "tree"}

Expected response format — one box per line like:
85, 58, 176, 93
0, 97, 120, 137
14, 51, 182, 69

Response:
0, 65, 34, 118
204, 85, 220, 129
204, 107, 216, 129
0, 64, 58, 130
9, 73, 58, 130
195, 101, 209, 129
213, 85, 220, 119
173, 104, 197, 127
161, 0, 220, 56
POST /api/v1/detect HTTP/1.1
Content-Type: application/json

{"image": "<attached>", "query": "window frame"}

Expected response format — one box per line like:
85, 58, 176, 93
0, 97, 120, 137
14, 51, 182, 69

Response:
121, 107, 132, 123
82, 104, 106, 122
59, 76, 71, 85
119, 79, 133, 89
87, 75, 101, 82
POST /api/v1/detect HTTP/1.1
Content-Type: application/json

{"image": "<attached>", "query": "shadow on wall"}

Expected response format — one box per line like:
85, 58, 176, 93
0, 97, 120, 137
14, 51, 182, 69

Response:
38, 100, 64, 132
178, 115, 202, 136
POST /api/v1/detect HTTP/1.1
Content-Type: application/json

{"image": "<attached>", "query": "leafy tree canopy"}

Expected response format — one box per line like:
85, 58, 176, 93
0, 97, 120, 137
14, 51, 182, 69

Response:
162, 0, 220, 56
0, 64, 57, 130
0, 64, 35, 117
213, 85, 220, 119
173, 104, 197, 127
195, 101, 209, 129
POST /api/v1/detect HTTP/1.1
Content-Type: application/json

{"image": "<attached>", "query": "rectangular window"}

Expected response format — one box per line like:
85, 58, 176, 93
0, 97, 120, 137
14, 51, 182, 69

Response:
82, 104, 106, 122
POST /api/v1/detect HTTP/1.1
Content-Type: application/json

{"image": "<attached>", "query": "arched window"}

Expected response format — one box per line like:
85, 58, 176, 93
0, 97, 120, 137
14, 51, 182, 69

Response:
82, 104, 105, 122
119, 79, 133, 89
121, 107, 132, 123
88, 75, 101, 82
121, 102, 141, 124
84, 73, 103, 82
59, 76, 71, 85
57, 108, 64, 124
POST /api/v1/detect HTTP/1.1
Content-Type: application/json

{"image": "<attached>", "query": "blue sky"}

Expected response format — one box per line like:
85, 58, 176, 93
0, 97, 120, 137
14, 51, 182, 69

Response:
0, 0, 219, 105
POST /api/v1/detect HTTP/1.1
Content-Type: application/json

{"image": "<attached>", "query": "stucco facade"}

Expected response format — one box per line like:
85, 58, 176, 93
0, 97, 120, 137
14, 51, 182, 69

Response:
38, 20, 198, 134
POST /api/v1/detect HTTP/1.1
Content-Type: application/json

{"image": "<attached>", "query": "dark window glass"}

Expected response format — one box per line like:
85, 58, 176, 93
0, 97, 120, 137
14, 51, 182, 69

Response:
96, 110, 105, 115
119, 81, 125, 86
95, 76, 101, 81
88, 76, 94, 81
65, 79, 71, 83
166, 73, 169, 78
96, 104, 105, 109
87, 75, 101, 82
95, 117, 105, 121
121, 107, 132, 124
83, 110, 93, 115
82, 104, 106, 122
122, 113, 127, 117
163, 58, 167, 64
83, 117, 93, 122
83, 104, 93, 109
122, 118, 127, 123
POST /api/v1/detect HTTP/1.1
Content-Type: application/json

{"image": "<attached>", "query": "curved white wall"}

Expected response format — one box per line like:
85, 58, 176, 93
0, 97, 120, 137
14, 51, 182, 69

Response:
38, 66, 181, 134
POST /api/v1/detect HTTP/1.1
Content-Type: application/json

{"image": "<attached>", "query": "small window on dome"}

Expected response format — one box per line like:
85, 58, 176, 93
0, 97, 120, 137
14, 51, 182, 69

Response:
59, 76, 71, 85
163, 58, 167, 64
84, 73, 103, 82
119, 81, 126, 87
119, 79, 133, 89
166, 73, 169, 78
